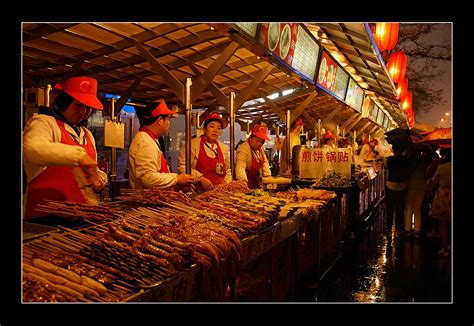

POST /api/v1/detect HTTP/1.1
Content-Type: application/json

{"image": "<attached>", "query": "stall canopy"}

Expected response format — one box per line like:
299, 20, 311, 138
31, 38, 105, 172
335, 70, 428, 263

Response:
305, 23, 405, 128
23, 22, 403, 134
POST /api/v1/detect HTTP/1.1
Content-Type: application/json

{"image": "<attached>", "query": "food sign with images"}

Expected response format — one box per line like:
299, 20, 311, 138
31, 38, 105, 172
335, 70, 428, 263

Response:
376, 108, 385, 125
345, 78, 364, 112
259, 23, 319, 80
333, 65, 349, 100
361, 95, 374, 118
235, 23, 259, 38
368, 101, 378, 121
317, 51, 338, 93
298, 147, 352, 180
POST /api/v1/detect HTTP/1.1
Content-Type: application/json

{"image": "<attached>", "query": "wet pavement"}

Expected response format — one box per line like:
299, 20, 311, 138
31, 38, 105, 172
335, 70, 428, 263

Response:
298, 218, 452, 302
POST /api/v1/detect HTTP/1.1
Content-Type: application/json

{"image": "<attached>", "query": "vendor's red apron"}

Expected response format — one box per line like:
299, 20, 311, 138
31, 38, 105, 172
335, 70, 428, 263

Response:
195, 137, 226, 188
246, 143, 264, 189
24, 120, 96, 219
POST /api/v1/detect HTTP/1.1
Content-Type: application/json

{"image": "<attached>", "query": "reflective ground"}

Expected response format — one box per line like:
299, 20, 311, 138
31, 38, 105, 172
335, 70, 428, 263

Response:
298, 221, 452, 303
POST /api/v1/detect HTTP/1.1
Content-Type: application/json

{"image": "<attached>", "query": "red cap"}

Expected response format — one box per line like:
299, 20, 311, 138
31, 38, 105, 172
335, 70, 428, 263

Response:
296, 118, 304, 126
54, 76, 103, 110
251, 124, 270, 141
141, 99, 176, 118
323, 131, 335, 139
203, 112, 228, 129
371, 139, 379, 145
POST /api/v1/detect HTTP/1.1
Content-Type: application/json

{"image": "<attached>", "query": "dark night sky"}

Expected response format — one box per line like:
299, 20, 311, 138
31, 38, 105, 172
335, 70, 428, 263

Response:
413, 23, 452, 128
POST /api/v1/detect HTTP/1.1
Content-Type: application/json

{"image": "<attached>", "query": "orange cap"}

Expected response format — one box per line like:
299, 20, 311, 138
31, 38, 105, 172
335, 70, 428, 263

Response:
54, 76, 103, 110
203, 112, 228, 129
141, 99, 176, 118
251, 124, 270, 141
323, 131, 335, 139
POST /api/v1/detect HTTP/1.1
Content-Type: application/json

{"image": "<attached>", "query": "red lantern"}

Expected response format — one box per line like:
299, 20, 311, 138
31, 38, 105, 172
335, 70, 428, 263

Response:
375, 23, 399, 51
396, 77, 408, 100
401, 91, 412, 112
387, 51, 407, 84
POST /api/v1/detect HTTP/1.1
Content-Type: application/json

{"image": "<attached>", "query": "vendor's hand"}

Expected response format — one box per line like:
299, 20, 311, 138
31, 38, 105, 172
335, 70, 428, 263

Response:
91, 178, 107, 193
198, 176, 214, 191
177, 174, 194, 186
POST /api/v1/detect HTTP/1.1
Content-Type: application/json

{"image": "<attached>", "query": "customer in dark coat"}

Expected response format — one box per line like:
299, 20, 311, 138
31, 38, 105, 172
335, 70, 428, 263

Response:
385, 142, 412, 234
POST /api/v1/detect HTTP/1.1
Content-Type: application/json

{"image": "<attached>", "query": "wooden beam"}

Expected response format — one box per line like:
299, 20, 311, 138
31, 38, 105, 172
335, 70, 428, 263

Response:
190, 41, 240, 103
235, 64, 274, 108
321, 105, 343, 124
340, 112, 359, 130
134, 41, 184, 103
114, 77, 143, 115
289, 91, 318, 125
188, 63, 229, 110
356, 121, 372, 135
346, 115, 363, 132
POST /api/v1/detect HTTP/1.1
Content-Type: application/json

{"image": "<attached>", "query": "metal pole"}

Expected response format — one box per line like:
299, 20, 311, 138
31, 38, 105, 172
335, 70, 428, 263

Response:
336, 125, 340, 148
185, 78, 192, 174
110, 98, 117, 178
285, 109, 291, 173
44, 84, 52, 107
229, 92, 236, 179
317, 119, 322, 148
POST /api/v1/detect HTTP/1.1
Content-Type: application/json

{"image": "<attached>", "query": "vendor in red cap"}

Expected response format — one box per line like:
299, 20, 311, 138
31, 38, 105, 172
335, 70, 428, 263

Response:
322, 131, 336, 150
128, 99, 194, 191
235, 124, 272, 189
178, 112, 231, 191
23, 76, 108, 221
359, 136, 380, 161
275, 117, 305, 174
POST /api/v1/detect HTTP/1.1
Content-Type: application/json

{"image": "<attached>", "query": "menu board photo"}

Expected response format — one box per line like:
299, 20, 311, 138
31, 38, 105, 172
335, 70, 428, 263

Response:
317, 51, 338, 93
368, 101, 377, 121
361, 95, 374, 118
345, 78, 364, 111
333, 66, 349, 100
377, 109, 385, 125
258, 23, 320, 80
235, 23, 259, 38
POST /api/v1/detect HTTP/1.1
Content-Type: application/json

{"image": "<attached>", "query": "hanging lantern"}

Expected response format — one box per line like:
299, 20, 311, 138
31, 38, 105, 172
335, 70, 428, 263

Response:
402, 91, 412, 112
396, 77, 408, 100
374, 23, 399, 51
387, 51, 407, 84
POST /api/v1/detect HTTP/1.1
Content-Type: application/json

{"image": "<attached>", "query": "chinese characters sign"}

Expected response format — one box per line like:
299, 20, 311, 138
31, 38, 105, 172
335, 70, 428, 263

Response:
298, 148, 351, 179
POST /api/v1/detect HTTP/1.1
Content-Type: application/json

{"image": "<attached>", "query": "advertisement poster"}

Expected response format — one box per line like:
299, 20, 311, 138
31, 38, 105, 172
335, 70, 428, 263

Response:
345, 78, 364, 111
234, 23, 258, 38
259, 23, 319, 80
317, 51, 338, 93
333, 66, 349, 100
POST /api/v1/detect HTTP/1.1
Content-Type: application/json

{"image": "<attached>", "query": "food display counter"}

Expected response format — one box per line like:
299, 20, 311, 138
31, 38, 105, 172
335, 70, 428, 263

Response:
22, 183, 343, 302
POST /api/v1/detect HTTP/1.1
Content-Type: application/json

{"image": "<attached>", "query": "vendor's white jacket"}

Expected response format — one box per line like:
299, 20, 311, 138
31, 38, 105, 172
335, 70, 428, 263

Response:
128, 131, 177, 190
177, 136, 232, 183
23, 114, 107, 184
235, 141, 271, 182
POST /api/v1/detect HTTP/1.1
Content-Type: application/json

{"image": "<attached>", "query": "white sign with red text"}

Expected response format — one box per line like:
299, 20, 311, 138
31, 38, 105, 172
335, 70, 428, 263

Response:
298, 148, 352, 179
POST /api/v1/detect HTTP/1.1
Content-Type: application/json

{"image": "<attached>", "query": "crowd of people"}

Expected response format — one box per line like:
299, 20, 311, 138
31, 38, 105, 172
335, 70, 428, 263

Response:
385, 141, 451, 257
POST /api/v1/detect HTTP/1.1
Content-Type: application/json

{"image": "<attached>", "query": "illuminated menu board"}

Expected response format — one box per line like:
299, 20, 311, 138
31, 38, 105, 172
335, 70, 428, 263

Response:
258, 23, 320, 80
345, 78, 364, 111
317, 51, 337, 93
361, 95, 374, 118
377, 108, 385, 125
333, 65, 349, 100
235, 23, 258, 38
